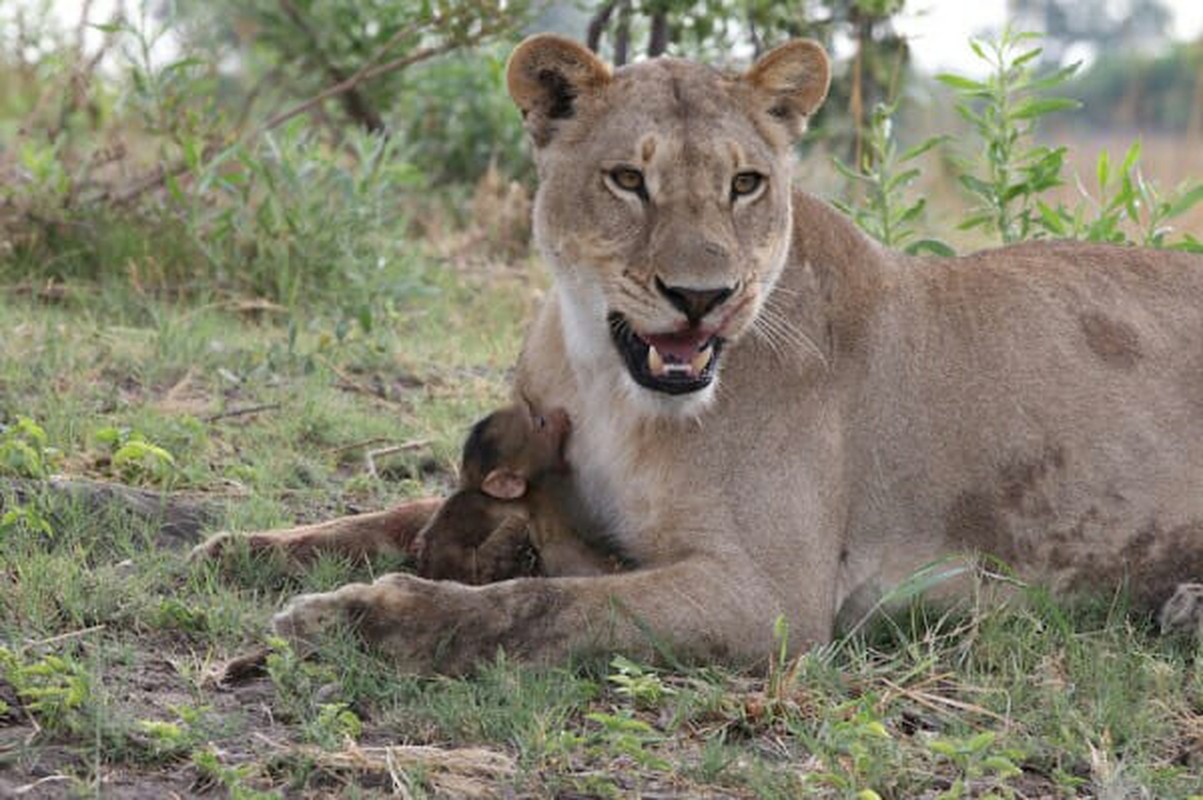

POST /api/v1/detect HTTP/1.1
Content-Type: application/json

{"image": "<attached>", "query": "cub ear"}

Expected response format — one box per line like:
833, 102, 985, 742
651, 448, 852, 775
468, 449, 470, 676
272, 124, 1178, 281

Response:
744, 40, 830, 140
506, 34, 611, 147
481, 468, 528, 500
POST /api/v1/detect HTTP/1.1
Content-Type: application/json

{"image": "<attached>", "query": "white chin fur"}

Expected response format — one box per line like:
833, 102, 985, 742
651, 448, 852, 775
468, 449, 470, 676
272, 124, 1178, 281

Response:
619, 370, 718, 419
556, 280, 719, 421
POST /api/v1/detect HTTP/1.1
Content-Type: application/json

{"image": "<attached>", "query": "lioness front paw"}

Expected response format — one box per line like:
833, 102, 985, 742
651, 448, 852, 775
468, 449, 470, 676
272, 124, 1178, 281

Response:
1159, 582, 1203, 636
270, 574, 495, 674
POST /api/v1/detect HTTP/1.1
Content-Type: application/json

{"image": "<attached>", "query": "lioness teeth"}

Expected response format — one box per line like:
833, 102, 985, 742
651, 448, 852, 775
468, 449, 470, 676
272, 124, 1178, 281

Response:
648, 345, 665, 375
690, 345, 713, 373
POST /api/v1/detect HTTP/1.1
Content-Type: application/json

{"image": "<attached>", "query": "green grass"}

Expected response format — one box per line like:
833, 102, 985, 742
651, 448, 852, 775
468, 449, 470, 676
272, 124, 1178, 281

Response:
1, 255, 1202, 798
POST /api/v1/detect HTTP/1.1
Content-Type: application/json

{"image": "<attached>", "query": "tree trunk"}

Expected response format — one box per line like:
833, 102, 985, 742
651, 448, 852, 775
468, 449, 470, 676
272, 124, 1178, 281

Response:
648, 10, 669, 58
614, 0, 631, 66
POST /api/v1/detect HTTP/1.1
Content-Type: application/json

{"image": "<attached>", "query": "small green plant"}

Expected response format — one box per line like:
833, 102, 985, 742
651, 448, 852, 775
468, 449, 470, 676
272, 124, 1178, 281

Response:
834, 103, 954, 256
136, 705, 214, 761
800, 697, 899, 799
263, 637, 362, 749
307, 702, 363, 748
0, 503, 55, 542
584, 710, 670, 771
939, 27, 1081, 243
607, 655, 675, 709
191, 746, 280, 799
0, 416, 61, 479
928, 731, 1024, 799
0, 646, 92, 736
94, 425, 177, 485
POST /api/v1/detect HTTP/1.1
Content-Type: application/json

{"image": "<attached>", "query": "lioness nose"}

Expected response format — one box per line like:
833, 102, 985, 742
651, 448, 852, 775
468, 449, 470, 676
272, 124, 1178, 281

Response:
655, 278, 735, 324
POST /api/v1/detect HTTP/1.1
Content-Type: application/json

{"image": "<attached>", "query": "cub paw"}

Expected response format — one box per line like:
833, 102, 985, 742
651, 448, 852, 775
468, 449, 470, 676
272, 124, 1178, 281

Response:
272, 589, 358, 644
1159, 582, 1203, 636
189, 531, 240, 563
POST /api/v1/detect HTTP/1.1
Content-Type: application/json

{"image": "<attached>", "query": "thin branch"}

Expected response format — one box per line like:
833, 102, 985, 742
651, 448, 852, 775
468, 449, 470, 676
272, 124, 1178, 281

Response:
257, 22, 506, 134
204, 402, 282, 423
277, 0, 384, 132
98, 15, 506, 208
366, 440, 432, 479
586, 0, 618, 53
22, 625, 106, 652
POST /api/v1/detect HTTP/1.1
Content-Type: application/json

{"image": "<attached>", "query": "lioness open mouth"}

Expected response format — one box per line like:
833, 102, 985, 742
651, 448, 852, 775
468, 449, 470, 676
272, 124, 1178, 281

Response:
608, 312, 725, 395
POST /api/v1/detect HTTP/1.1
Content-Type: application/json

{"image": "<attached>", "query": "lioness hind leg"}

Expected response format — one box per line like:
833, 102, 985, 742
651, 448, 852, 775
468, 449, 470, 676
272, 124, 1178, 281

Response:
191, 497, 443, 565
1159, 583, 1203, 636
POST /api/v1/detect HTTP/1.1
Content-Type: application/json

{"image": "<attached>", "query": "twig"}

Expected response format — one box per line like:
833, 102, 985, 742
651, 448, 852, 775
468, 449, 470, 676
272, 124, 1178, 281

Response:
22, 624, 106, 652
324, 436, 391, 456
14, 775, 72, 796
366, 439, 431, 479
257, 21, 507, 135
880, 677, 1013, 727
276, 0, 384, 132
204, 403, 282, 423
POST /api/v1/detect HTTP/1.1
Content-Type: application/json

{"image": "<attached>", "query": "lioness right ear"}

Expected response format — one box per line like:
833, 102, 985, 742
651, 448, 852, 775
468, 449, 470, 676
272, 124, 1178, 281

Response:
481, 468, 528, 500
744, 40, 831, 141
506, 34, 611, 147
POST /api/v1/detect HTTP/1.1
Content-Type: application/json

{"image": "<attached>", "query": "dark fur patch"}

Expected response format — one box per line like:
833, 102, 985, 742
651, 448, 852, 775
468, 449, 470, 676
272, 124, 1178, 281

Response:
1080, 311, 1142, 369
538, 68, 577, 120
462, 413, 502, 483
944, 489, 1030, 566
1069, 520, 1203, 610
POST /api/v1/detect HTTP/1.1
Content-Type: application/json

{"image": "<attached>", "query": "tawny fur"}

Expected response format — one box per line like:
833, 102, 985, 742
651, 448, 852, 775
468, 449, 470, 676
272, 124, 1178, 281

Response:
197, 36, 1203, 674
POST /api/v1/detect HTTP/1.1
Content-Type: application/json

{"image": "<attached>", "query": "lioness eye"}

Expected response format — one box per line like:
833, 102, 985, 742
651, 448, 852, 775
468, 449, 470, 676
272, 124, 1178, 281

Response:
731, 172, 763, 199
609, 167, 646, 195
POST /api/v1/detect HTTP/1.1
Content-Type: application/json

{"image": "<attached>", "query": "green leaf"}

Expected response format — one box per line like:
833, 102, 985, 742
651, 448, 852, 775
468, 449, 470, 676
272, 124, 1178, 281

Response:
907, 238, 956, 257
832, 157, 869, 183
1165, 185, 1203, 220
1037, 201, 1066, 236
1029, 61, 1082, 90
958, 212, 994, 231
1009, 97, 1081, 120
898, 198, 927, 225
900, 135, 950, 163
958, 174, 994, 199
1012, 47, 1043, 68
1096, 149, 1110, 191
936, 74, 989, 92
886, 168, 921, 193
1121, 139, 1143, 175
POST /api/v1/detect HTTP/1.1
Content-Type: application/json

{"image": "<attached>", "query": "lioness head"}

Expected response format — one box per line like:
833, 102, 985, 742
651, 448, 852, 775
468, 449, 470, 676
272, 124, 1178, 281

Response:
507, 36, 829, 415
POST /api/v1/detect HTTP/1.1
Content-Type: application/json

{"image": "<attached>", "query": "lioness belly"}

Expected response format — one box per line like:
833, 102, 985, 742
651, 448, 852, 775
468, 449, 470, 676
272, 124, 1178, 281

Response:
844, 246, 1203, 613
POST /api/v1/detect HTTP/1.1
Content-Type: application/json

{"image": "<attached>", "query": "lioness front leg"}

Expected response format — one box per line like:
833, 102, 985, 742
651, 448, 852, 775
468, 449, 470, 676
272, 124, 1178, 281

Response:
191, 498, 442, 564
271, 558, 832, 674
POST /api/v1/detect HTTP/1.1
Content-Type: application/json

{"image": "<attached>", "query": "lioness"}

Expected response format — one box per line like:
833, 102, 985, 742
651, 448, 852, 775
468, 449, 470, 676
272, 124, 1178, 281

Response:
198, 36, 1203, 673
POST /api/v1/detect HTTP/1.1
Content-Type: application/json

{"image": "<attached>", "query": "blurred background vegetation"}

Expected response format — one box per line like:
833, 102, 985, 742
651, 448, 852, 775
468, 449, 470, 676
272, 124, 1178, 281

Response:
1, 0, 1201, 308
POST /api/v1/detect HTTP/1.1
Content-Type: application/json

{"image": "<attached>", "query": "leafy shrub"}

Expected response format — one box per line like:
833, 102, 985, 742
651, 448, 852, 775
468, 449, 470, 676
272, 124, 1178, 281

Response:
396, 47, 532, 185
94, 426, 177, 486
838, 27, 1203, 253
0, 417, 60, 479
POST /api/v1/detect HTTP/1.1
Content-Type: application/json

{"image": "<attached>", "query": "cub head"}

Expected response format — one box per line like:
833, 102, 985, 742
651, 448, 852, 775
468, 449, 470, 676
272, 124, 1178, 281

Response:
507, 35, 829, 415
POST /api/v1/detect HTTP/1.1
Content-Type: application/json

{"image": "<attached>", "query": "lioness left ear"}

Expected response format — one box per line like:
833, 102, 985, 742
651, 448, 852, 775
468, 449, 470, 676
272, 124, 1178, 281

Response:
506, 34, 611, 147
744, 40, 831, 140
481, 468, 528, 501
